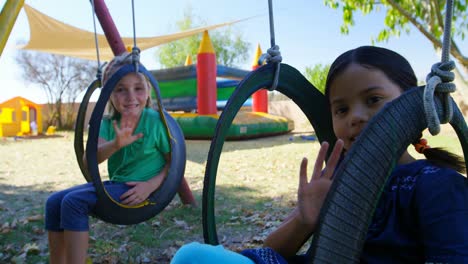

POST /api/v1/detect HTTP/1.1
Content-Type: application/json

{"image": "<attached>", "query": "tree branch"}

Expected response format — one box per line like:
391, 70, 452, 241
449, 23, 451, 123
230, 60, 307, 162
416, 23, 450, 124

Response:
385, 0, 443, 47
431, 0, 445, 32
385, 0, 467, 69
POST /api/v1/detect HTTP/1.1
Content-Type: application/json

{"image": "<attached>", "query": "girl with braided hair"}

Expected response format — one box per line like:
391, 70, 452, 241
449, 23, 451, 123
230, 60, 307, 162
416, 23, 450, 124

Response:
171, 46, 467, 264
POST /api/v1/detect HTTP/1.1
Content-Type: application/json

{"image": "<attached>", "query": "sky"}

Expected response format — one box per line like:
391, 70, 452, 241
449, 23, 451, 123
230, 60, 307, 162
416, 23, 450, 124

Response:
0, 0, 466, 104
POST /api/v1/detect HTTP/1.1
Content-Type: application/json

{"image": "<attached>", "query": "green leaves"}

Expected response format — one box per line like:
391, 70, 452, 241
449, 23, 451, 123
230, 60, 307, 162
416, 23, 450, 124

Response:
156, 6, 250, 68
323, 0, 468, 70
303, 63, 330, 94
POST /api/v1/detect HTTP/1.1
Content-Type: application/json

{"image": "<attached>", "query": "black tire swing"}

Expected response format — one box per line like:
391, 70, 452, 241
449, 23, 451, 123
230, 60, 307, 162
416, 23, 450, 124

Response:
74, 78, 100, 183
73, 1, 186, 225
202, 62, 336, 244
202, 0, 467, 263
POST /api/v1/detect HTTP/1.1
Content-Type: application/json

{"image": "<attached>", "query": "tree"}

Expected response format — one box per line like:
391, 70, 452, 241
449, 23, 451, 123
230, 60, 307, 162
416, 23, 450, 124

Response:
303, 63, 331, 94
16, 51, 96, 129
324, 0, 467, 74
156, 7, 250, 68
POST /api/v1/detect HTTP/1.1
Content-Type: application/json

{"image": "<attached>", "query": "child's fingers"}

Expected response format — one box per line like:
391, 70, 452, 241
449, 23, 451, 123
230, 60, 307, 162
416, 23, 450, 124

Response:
299, 158, 308, 187
120, 186, 140, 205
112, 120, 119, 131
125, 182, 138, 187
121, 196, 136, 205
121, 112, 137, 127
312, 141, 329, 180
121, 117, 130, 129
322, 139, 344, 179
120, 189, 131, 200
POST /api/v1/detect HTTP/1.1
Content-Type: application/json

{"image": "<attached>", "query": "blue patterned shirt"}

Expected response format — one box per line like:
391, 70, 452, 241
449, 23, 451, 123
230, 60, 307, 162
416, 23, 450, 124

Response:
362, 160, 468, 263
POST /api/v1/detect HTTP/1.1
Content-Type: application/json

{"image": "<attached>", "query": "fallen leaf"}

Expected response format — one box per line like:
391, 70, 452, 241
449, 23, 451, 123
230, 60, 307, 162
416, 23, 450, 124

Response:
27, 215, 43, 222
173, 218, 189, 230
174, 240, 185, 247
23, 243, 40, 255
10, 253, 26, 264
32, 226, 44, 235
163, 246, 177, 259
1, 228, 11, 234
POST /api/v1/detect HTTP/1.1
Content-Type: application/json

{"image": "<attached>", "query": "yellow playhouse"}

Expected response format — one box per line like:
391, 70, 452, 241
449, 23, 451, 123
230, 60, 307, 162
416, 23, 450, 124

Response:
0, 96, 43, 137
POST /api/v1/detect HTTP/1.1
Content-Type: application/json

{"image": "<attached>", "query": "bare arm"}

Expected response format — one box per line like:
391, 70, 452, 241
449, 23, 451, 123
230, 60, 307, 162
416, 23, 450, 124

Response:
146, 153, 171, 190
264, 140, 344, 258
264, 207, 315, 258
82, 137, 119, 170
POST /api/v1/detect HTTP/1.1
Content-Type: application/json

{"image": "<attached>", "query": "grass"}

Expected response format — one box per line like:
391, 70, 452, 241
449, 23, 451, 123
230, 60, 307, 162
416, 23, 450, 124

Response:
0, 122, 465, 263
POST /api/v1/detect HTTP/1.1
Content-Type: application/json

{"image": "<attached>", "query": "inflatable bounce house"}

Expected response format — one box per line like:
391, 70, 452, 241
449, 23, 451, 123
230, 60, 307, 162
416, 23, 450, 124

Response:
152, 35, 293, 139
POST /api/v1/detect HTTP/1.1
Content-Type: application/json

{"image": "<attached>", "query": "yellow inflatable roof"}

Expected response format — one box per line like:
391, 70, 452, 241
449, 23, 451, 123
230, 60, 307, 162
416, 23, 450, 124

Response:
20, 4, 248, 61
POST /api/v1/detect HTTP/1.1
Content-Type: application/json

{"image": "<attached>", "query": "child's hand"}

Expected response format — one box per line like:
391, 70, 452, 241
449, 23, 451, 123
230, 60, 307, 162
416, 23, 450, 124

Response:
112, 116, 143, 149
120, 181, 154, 206
297, 139, 344, 228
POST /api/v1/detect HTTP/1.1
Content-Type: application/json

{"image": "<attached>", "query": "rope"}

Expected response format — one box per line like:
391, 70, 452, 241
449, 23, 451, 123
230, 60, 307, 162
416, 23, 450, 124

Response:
258, 45, 282, 91
130, 0, 140, 73
90, 0, 103, 79
258, 0, 281, 91
423, 0, 455, 135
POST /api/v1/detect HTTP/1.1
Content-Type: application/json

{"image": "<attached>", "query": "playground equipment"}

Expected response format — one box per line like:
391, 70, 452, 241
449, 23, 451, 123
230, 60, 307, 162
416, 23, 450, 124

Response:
0, 96, 43, 137
151, 64, 251, 112
151, 33, 292, 139
0, 0, 23, 58
202, 0, 467, 263
70, 0, 195, 225
84, 64, 188, 224
17, 2, 292, 140
18, 4, 249, 61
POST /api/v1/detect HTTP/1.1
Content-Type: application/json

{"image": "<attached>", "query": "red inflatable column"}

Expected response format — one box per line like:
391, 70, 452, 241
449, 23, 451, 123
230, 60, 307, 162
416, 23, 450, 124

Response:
196, 31, 217, 115
252, 44, 268, 113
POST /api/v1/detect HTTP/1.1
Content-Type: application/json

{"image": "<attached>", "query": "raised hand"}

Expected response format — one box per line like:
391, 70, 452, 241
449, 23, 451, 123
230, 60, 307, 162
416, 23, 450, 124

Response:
112, 114, 143, 149
297, 139, 344, 228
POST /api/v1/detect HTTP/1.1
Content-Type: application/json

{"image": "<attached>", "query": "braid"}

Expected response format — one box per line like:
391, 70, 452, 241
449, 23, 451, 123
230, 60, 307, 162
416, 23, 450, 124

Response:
423, 148, 466, 174
412, 136, 466, 174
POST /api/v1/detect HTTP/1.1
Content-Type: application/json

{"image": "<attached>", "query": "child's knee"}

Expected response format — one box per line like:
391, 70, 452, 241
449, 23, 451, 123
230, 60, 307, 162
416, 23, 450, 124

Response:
45, 193, 64, 231
45, 192, 63, 214
61, 193, 87, 215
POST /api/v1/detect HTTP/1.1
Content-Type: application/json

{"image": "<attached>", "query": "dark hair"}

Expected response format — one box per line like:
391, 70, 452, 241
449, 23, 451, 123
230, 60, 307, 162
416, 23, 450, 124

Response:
325, 46, 465, 174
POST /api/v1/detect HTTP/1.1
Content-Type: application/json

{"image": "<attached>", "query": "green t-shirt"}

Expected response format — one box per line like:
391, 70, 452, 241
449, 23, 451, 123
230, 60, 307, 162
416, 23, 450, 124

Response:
99, 108, 171, 182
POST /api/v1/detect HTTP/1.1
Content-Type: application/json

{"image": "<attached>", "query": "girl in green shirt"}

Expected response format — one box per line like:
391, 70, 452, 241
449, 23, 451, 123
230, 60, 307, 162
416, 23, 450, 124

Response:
45, 53, 170, 264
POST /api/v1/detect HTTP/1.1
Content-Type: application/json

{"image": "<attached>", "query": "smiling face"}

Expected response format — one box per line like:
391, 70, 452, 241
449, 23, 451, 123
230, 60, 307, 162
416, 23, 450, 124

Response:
328, 63, 403, 151
110, 72, 150, 118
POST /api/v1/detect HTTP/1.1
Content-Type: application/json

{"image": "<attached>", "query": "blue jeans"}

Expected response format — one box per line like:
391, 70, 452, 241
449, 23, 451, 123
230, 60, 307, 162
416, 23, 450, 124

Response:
45, 181, 131, 231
